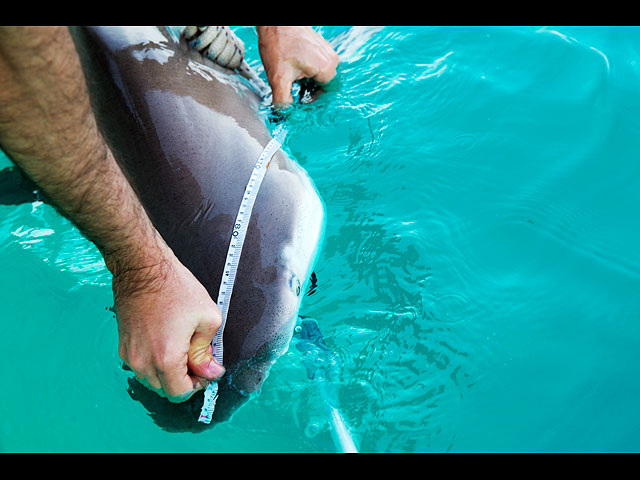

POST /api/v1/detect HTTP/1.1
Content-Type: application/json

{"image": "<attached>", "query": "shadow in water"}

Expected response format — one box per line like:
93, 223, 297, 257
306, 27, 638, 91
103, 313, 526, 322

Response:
124, 357, 262, 432
0, 167, 38, 206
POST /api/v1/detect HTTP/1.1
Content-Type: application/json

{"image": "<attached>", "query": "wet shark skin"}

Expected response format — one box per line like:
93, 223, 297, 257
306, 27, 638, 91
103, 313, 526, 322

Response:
70, 26, 325, 427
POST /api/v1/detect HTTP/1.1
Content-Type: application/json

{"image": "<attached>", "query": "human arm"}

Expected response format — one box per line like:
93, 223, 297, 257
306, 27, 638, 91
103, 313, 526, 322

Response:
256, 26, 339, 106
0, 26, 224, 402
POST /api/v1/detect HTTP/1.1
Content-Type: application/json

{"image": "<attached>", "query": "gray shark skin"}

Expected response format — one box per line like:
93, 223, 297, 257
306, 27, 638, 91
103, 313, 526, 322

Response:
70, 26, 325, 430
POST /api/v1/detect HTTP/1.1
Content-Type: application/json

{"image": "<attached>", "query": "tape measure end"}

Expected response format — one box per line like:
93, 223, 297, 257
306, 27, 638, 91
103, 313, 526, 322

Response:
198, 415, 213, 424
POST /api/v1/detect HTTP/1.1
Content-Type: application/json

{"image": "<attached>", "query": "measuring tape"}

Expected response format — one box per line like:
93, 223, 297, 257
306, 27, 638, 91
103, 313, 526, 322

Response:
198, 133, 285, 424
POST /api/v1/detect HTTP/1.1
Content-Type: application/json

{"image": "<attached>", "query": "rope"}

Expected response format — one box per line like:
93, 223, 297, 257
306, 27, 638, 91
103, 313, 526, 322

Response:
182, 26, 270, 98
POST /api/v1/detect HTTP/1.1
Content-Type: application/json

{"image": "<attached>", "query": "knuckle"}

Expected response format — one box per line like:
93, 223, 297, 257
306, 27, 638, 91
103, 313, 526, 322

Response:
151, 347, 184, 376
126, 349, 151, 375
127, 356, 147, 374
118, 345, 128, 364
151, 353, 174, 374
330, 48, 339, 63
211, 306, 223, 330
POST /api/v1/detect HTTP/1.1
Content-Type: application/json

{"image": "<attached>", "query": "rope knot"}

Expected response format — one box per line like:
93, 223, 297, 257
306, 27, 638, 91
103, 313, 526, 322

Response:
182, 26, 245, 70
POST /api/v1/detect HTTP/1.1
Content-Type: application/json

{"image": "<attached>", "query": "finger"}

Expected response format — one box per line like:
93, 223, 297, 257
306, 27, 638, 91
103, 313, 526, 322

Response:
188, 349, 225, 379
309, 49, 338, 85
121, 342, 164, 392
271, 69, 297, 106
134, 375, 164, 397
139, 373, 195, 403
188, 317, 225, 381
157, 362, 199, 403
133, 369, 163, 392
312, 63, 337, 85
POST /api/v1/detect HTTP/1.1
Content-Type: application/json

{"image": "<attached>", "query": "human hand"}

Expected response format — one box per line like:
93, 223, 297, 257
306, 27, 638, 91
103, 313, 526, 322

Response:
110, 244, 224, 403
257, 26, 339, 106
0, 26, 224, 404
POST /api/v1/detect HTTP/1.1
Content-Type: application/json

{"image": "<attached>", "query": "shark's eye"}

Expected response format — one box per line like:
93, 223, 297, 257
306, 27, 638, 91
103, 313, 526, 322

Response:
290, 273, 301, 296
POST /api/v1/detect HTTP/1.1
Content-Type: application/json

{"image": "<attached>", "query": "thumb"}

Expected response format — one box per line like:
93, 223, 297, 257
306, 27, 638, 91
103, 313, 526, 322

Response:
187, 309, 225, 381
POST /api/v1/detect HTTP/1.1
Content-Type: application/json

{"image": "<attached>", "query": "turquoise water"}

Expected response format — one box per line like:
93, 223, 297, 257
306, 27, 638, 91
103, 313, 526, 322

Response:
2, 26, 640, 452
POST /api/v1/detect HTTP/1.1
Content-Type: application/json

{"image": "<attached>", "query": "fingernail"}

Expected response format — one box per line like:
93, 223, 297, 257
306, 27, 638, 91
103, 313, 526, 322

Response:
207, 358, 225, 379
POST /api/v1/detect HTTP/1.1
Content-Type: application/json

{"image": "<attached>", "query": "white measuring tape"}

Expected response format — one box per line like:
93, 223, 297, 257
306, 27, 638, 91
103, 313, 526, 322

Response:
198, 133, 285, 424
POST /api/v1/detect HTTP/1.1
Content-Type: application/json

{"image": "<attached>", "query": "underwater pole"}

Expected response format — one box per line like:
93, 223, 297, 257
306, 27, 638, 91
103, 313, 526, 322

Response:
294, 317, 358, 453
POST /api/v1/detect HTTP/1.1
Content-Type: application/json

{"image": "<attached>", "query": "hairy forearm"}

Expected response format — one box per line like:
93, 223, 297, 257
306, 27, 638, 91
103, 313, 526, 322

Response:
0, 26, 168, 281
0, 26, 224, 401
